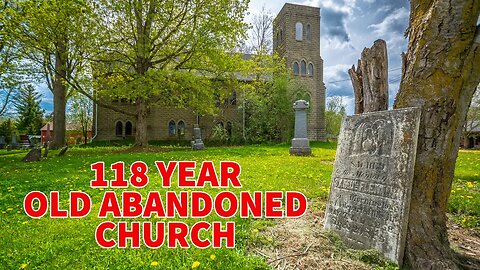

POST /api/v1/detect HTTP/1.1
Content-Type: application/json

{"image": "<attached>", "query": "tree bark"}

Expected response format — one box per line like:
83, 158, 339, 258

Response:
394, 0, 480, 269
348, 39, 388, 114
135, 97, 148, 146
52, 40, 67, 149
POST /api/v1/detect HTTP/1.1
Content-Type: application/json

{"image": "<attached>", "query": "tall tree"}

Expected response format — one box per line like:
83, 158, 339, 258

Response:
7, 0, 97, 148
0, 0, 22, 117
325, 96, 345, 138
394, 0, 480, 268
14, 85, 44, 135
68, 93, 93, 144
249, 5, 273, 54
94, 0, 249, 146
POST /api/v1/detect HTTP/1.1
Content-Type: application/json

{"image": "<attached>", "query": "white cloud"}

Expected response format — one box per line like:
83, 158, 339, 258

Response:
368, 7, 409, 36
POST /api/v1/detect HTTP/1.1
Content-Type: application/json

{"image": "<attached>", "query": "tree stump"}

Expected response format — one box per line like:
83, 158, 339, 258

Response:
348, 39, 388, 114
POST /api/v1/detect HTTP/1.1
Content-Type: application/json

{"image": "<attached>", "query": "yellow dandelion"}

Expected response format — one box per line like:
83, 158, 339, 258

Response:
20, 263, 28, 269
22, 221, 28, 225
7, 208, 13, 211
466, 195, 473, 199
192, 261, 200, 268
210, 254, 216, 260
466, 182, 474, 188
253, 229, 259, 233
150, 261, 159, 267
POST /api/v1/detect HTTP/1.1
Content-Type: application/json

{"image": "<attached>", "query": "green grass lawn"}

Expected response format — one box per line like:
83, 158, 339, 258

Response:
0, 142, 478, 269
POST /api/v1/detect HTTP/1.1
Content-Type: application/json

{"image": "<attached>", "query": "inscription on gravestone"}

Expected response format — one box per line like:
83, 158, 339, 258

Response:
324, 108, 421, 265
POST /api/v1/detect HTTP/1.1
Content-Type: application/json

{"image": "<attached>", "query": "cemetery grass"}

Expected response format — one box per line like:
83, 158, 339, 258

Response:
0, 142, 478, 269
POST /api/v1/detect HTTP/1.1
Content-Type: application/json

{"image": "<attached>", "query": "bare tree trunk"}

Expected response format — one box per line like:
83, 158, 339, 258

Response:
52, 41, 67, 149
135, 97, 148, 146
348, 39, 388, 114
394, 1, 480, 269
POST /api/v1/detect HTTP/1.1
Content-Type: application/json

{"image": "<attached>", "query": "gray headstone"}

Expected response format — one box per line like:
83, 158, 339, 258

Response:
0, 136, 5, 149
10, 133, 19, 149
290, 100, 311, 156
22, 148, 41, 162
191, 125, 204, 150
58, 146, 68, 156
324, 108, 421, 265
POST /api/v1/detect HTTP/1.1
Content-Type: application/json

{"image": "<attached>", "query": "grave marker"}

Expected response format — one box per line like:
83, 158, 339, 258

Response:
324, 108, 421, 265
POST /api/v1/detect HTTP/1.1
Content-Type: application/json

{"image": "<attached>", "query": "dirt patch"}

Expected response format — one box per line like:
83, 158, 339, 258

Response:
448, 220, 480, 269
113, 146, 173, 153
253, 211, 480, 270
251, 211, 372, 270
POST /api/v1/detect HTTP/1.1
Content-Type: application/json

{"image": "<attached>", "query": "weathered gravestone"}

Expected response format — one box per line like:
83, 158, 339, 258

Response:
324, 107, 421, 265
58, 146, 68, 156
22, 148, 41, 162
191, 125, 204, 150
10, 133, 19, 149
0, 136, 5, 149
290, 100, 311, 156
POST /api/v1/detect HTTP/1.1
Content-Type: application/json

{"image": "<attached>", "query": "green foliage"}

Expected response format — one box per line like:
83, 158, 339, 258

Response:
0, 118, 17, 143
241, 54, 295, 143
325, 96, 346, 139
68, 93, 93, 143
92, 0, 250, 145
448, 150, 480, 229
0, 143, 478, 268
13, 85, 44, 135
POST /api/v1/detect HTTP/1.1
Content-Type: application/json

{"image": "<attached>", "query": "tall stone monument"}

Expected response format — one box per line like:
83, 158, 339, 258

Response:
191, 124, 204, 150
290, 100, 311, 156
324, 108, 421, 265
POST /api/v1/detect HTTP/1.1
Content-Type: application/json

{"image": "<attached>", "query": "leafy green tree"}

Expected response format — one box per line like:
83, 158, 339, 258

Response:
325, 96, 346, 139
7, 0, 97, 148
14, 85, 44, 135
241, 54, 294, 143
68, 93, 93, 144
93, 0, 249, 146
0, 118, 16, 143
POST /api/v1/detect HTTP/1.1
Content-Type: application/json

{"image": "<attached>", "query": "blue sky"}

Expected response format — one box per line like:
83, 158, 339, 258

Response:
37, 0, 410, 115
246, 0, 409, 114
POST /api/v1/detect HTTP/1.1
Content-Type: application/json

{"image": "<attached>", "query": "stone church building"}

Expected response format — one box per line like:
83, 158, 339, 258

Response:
93, 3, 326, 142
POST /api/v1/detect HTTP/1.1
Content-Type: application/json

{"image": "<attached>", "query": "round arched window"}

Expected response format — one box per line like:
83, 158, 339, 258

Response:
293, 62, 299, 75
115, 121, 123, 137
178, 120, 185, 136
301, 60, 307, 75
295, 22, 303, 41
168, 120, 176, 136
125, 121, 133, 136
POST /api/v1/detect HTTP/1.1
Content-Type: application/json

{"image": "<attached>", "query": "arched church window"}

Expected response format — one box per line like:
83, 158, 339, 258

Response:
293, 62, 299, 75
301, 60, 307, 75
168, 120, 176, 136
115, 121, 123, 137
178, 120, 185, 136
295, 22, 303, 41
306, 24, 312, 41
125, 121, 133, 136
308, 63, 314, 76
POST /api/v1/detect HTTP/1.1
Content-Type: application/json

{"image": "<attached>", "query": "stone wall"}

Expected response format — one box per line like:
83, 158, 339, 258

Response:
274, 3, 326, 141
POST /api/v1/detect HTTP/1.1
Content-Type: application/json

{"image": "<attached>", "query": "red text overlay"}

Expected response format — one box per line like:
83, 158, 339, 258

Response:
23, 161, 308, 248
